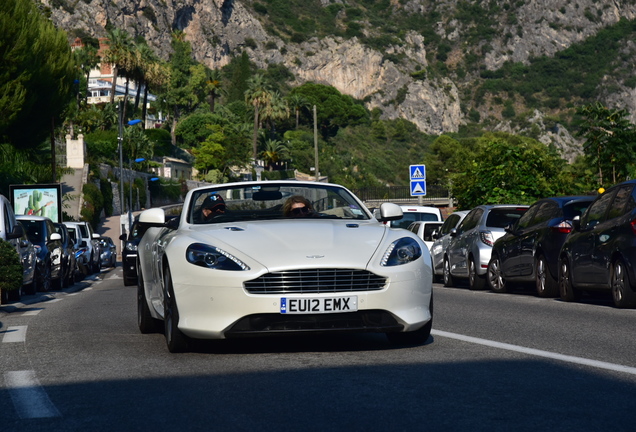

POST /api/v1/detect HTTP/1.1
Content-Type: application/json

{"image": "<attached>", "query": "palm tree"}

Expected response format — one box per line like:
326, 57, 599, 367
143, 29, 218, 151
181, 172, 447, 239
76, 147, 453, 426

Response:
261, 91, 290, 138
103, 28, 133, 105
206, 68, 223, 113
244, 74, 272, 160
73, 44, 100, 105
260, 138, 289, 171
286, 93, 310, 129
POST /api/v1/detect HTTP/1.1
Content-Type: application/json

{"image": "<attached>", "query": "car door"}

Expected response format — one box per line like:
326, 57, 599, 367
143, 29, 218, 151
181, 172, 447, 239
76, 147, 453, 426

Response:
592, 184, 634, 286
448, 208, 483, 277
570, 189, 615, 286
517, 201, 556, 277
499, 203, 538, 277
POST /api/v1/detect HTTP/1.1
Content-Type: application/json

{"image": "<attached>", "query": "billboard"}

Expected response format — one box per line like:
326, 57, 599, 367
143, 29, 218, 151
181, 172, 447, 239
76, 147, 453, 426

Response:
9, 183, 63, 223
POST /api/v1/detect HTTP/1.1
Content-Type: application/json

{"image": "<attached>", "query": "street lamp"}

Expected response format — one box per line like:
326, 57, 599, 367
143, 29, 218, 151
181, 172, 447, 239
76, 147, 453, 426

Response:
129, 157, 145, 230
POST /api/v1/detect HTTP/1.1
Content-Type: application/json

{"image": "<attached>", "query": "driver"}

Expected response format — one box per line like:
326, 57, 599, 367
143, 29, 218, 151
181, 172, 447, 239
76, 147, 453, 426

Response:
198, 194, 226, 223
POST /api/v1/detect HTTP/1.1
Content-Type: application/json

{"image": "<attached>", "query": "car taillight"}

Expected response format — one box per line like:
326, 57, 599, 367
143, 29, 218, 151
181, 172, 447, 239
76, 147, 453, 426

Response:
631, 218, 636, 235
479, 231, 494, 246
552, 221, 572, 234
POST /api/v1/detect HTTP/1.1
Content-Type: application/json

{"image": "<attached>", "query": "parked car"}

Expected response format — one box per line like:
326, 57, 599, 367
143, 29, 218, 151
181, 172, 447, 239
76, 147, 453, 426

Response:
17, 215, 63, 291
16, 221, 37, 295
487, 196, 595, 297
430, 210, 470, 281
54, 222, 77, 288
65, 224, 89, 279
407, 221, 444, 251
120, 216, 150, 286
559, 181, 636, 308
63, 221, 101, 274
388, 205, 443, 229
137, 181, 433, 353
99, 236, 117, 268
444, 205, 529, 290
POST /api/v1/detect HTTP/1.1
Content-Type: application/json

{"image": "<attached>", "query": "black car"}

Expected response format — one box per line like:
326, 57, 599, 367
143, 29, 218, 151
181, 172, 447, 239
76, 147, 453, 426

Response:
119, 218, 149, 286
487, 196, 594, 297
17, 215, 63, 291
54, 222, 77, 288
559, 181, 636, 308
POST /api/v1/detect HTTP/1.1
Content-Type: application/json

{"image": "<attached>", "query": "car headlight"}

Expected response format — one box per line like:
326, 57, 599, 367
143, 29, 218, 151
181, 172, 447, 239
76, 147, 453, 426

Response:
186, 243, 250, 271
125, 242, 137, 252
381, 237, 422, 266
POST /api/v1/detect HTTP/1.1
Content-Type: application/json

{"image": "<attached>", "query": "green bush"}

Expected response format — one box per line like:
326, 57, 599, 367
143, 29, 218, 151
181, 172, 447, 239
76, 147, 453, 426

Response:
81, 182, 104, 229
0, 240, 23, 292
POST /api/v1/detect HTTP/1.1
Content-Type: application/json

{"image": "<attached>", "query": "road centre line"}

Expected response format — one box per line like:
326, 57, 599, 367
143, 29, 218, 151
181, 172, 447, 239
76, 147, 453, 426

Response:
2, 326, 27, 343
4, 370, 61, 419
432, 329, 636, 376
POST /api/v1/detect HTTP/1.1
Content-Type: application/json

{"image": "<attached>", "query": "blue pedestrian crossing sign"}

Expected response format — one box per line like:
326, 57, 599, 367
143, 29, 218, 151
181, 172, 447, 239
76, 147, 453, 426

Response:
411, 181, 426, 196
410, 165, 426, 180
410, 165, 426, 196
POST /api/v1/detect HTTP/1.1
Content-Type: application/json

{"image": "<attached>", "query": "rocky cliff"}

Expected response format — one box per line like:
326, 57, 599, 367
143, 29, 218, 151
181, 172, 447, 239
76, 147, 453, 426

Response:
41, 0, 636, 159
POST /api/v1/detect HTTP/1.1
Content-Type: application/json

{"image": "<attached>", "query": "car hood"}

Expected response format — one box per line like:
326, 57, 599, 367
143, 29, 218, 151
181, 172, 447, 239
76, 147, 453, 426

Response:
186, 220, 388, 270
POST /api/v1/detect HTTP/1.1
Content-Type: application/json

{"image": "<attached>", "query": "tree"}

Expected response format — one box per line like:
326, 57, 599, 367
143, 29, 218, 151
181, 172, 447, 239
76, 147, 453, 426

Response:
451, 132, 569, 209
260, 139, 289, 171
244, 74, 272, 160
0, 0, 75, 149
260, 90, 290, 138
286, 93, 310, 129
577, 102, 636, 186
103, 28, 133, 105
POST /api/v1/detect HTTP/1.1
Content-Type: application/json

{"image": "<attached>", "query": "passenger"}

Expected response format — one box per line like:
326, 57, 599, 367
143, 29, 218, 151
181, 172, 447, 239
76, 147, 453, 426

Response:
283, 195, 315, 217
198, 194, 226, 223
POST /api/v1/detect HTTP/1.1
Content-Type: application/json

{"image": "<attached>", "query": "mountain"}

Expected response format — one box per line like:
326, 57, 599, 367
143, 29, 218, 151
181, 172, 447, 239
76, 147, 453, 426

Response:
41, 0, 636, 161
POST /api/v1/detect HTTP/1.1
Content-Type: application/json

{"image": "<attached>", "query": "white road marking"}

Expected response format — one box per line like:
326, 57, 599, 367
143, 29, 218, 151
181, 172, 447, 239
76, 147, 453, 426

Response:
432, 329, 636, 376
105, 273, 122, 280
2, 326, 27, 343
4, 370, 61, 418
21, 309, 43, 316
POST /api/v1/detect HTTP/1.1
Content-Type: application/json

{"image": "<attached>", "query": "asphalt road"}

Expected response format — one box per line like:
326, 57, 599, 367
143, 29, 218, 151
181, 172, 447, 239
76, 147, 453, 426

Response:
1, 266, 635, 431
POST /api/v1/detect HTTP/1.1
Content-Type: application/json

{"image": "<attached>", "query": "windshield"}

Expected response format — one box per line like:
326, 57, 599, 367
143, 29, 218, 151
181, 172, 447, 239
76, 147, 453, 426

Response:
188, 183, 371, 224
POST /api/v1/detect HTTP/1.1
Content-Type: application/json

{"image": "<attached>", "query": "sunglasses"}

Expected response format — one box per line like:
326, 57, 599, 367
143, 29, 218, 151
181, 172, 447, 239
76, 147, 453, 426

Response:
291, 206, 309, 215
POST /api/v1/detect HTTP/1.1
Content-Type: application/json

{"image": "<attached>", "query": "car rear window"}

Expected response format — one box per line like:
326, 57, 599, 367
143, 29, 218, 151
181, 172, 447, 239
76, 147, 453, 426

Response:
563, 201, 593, 220
486, 208, 527, 228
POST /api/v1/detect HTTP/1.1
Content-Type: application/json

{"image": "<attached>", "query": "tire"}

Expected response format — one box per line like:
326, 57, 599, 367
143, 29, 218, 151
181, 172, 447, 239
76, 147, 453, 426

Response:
468, 257, 486, 290
387, 295, 433, 346
138, 268, 160, 333
38, 262, 52, 292
163, 266, 189, 353
558, 257, 580, 302
443, 257, 455, 287
611, 259, 636, 308
487, 255, 507, 293
535, 254, 558, 297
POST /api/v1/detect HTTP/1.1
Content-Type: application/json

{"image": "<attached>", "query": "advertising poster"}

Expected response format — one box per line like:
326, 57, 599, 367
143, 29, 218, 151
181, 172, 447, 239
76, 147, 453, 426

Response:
10, 184, 63, 223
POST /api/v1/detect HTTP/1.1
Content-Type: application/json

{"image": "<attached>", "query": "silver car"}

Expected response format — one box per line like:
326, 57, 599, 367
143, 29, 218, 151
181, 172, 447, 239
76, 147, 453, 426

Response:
430, 210, 470, 281
444, 205, 529, 290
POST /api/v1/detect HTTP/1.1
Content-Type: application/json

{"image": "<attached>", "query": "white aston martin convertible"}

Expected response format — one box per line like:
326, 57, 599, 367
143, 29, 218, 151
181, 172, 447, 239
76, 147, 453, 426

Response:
136, 181, 433, 352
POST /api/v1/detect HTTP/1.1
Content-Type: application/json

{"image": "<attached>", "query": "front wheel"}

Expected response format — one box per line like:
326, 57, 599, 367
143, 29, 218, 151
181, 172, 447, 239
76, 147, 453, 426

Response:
558, 257, 580, 302
443, 257, 455, 287
487, 256, 507, 293
468, 257, 486, 290
611, 259, 636, 308
163, 266, 189, 353
535, 254, 558, 297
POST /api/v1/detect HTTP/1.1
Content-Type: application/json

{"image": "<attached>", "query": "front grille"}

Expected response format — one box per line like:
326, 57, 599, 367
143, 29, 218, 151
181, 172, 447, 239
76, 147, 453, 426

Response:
244, 268, 387, 294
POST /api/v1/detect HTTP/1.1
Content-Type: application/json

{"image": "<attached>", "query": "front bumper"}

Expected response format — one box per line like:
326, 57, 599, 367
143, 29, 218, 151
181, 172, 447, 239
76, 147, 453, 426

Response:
164, 261, 433, 340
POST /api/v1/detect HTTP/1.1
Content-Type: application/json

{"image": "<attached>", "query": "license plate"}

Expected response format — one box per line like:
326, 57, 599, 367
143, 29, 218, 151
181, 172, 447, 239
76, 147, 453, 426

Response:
280, 296, 358, 314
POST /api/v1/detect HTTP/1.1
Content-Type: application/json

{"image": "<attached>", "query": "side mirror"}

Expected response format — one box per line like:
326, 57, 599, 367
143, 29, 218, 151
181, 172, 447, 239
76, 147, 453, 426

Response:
92, 233, 100, 239
119, 234, 128, 241
49, 233, 62, 242
449, 228, 457, 237
6, 223, 24, 240
572, 215, 581, 232
375, 203, 403, 223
